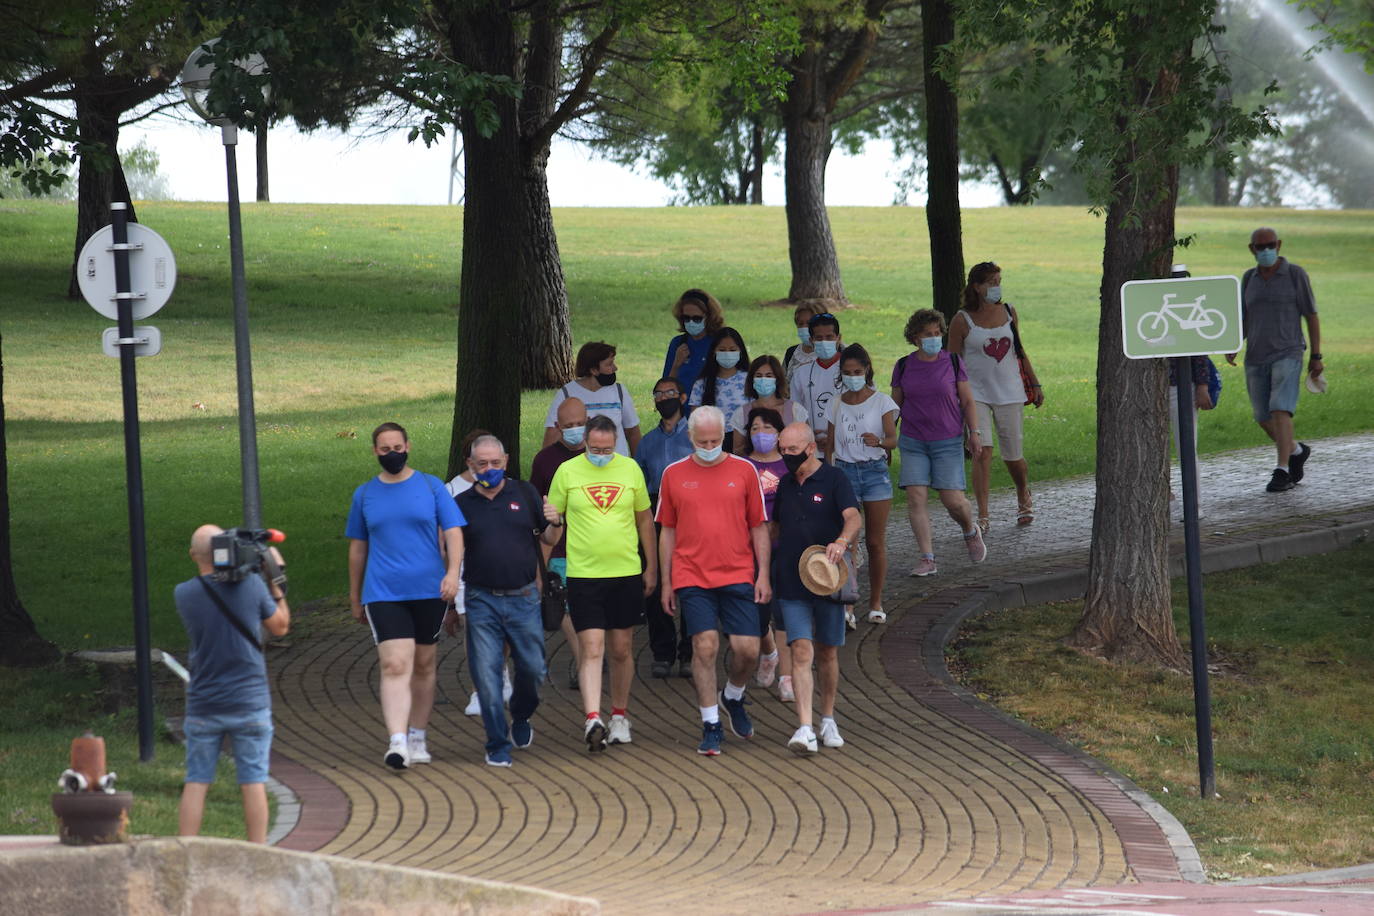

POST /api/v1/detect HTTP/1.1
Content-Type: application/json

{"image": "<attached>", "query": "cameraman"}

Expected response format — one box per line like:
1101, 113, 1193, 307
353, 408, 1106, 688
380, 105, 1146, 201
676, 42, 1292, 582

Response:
175, 524, 290, 844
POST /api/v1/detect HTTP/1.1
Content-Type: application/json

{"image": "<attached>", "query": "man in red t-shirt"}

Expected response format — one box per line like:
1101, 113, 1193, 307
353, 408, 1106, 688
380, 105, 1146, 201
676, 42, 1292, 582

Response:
657, 405, 771, 756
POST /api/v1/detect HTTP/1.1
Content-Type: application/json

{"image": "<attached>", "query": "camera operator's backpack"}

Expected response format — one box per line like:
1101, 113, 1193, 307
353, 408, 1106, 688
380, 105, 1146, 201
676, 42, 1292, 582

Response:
1205, 357, 1222, 408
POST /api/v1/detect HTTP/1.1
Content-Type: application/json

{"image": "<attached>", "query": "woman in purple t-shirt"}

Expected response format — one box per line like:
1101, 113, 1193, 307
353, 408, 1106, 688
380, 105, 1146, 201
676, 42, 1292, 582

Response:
889, 309, 987, 578
744, 406, 791, 700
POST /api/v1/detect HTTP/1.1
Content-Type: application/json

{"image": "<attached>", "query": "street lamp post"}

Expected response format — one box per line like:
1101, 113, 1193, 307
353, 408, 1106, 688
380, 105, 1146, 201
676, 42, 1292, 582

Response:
181, 41, 267, 529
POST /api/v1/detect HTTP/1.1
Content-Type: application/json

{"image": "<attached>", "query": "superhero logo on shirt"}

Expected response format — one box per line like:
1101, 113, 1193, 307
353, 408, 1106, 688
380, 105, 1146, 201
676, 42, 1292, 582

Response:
582, 484, 625, 514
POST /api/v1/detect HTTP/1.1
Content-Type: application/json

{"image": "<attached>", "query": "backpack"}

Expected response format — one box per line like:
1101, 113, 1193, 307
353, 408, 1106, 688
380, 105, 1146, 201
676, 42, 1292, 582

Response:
1205, 357, 1222, 409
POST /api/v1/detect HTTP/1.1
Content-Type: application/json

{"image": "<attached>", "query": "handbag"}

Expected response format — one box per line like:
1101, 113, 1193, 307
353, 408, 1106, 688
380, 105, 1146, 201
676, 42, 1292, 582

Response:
1008, 310, 1035, 406
540, 564, 568, 632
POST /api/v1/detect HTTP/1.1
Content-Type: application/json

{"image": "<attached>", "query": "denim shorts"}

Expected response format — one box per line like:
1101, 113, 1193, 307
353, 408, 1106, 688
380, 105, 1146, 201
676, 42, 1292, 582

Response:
777, 597, 846, 648
184, 709, 273, 784
1245, 357, 1302, 423
836, 458, 893, 502
897, 434, 966, 491
678, 583, 760, 638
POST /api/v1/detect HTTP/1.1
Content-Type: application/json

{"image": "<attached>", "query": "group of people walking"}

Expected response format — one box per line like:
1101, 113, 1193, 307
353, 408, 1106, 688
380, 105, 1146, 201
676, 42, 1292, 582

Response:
343, 264, 1044, 767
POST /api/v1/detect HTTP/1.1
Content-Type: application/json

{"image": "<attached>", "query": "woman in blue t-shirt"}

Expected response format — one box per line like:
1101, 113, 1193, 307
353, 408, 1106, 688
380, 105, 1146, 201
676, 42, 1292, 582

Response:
346, 421, 465, 771
663, 288, 724, 396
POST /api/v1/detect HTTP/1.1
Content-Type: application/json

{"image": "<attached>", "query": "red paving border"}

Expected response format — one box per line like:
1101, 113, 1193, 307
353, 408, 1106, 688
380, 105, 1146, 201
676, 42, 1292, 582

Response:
269, 750, 349, 852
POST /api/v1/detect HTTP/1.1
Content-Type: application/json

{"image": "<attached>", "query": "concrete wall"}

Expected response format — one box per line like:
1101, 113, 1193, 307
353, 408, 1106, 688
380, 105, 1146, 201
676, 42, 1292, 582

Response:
0, 837, 599, 915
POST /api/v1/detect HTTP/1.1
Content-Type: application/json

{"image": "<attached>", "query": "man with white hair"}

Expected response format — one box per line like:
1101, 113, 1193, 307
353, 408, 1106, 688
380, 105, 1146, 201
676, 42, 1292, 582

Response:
1227, 226, 1322, 492
657, 405, 772, 756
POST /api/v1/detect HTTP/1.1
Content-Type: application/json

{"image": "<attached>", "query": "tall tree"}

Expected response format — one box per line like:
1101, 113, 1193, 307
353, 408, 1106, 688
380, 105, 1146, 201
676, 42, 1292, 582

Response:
921, 0, 962, 320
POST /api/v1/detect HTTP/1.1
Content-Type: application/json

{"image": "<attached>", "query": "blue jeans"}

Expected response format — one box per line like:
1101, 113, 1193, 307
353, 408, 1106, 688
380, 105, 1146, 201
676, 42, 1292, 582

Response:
1245, 356, 1302, 422
465, 582, 546, 756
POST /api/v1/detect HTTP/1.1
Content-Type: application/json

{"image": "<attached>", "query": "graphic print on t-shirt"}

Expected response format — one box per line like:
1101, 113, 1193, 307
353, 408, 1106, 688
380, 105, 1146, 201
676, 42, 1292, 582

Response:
983, 337, 1012, 362
582, 483, 626, 514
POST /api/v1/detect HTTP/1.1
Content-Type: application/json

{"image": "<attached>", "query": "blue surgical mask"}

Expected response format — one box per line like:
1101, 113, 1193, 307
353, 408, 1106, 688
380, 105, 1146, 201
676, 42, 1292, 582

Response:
842, 374, 866, 392
797, 327, 811, 345
753, 376, 777, 397
695, 444, 723, 462
986, 285, 1002, 302
587, 451, 613, 468
475, 467, 504, 489
1255, 248, 1278, 268
920, 337, 943, 356
684, 318, 706, 336
715, 350, 740, 369
814, 340, 838, 360
561, 425, 585, 447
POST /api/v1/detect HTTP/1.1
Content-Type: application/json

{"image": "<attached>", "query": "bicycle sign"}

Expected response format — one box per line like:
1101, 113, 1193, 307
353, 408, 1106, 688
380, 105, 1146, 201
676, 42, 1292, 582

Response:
1121, 275, 1242, 359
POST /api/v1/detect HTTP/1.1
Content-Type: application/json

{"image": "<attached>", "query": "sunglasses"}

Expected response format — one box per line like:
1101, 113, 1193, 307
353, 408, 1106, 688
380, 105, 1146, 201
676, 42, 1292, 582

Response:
1253, 241, 1278, 250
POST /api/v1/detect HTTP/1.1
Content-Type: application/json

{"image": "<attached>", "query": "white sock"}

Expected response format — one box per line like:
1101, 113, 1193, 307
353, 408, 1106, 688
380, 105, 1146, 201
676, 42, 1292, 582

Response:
700, 705, 719, 724
964, 527, 979, 538
408, 727, 425, 741
1276, 465, 1289, 473
389, 732, 406, 746
799, 722, 814, 734
761, 650, 778, 663
821, 716, 836, 729
723, 681, 745, 702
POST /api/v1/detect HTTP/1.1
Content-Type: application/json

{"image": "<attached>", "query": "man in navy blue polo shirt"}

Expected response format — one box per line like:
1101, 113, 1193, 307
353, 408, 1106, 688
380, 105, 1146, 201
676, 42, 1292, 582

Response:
773, 422, 861, 755
444, 435, 563, 767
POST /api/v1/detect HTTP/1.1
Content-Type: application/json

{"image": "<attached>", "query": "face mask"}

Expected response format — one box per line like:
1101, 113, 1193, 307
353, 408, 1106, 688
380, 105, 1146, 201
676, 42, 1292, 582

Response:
753, 376, 777, 398
684, 318, 706, 336
797, 327, 811, 345
587, 451, 614, 468
814, 340, 838, 360
985, 285, 1002, 302
595, 371, 616, 387
842, 374, 866, 392
695, 444, 723, 462
1255, 247, 1278, 268
782, 450, 808, 476
475, 467, 504, 489
655, 398, 681, 419
751, 432, 778, 453
715, 350, 740, 369
920, 337, 943, 356
562, 425, 586, 447
378, 450, 408, 475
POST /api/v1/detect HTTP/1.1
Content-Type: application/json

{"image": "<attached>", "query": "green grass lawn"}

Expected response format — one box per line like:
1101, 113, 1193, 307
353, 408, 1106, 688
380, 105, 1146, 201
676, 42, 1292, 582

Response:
3, 201, 1373, 650
950, 540, 1374, 878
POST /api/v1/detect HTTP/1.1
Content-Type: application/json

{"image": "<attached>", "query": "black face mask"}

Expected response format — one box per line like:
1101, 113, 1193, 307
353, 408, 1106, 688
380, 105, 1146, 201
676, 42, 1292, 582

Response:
595, 371, 617, 387
655, 398, 681, 419
782, 451, 808, 476
378, 450, 409, 474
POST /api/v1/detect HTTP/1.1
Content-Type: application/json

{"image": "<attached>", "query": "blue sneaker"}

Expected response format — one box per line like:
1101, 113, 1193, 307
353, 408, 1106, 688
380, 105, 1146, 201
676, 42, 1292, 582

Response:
697, 721, 723, 756
485, 750, 512, 767
720, 691, 754, 739
512, 720, 533, 749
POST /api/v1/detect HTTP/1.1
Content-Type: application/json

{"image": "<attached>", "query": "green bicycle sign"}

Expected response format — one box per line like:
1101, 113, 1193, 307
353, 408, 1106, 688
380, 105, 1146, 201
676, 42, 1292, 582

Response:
1120, 276, 1242, 359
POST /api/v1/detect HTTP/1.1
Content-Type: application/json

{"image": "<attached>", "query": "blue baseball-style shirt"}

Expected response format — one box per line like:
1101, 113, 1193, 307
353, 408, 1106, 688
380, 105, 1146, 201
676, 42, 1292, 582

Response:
635, 418, 693, 497
346, 471, 465, 604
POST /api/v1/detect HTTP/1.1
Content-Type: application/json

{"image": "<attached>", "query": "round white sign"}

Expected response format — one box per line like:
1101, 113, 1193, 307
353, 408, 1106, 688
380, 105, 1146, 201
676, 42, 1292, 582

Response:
77, 222, 177, 320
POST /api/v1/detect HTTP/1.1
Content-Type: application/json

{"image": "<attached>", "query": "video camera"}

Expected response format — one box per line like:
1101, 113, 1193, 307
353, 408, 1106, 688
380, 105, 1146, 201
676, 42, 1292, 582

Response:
211, 527, 287, 593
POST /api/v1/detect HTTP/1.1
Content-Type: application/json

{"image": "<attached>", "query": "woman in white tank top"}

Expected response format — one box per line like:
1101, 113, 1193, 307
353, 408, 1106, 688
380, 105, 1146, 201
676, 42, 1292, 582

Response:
948, 261, 1044, 533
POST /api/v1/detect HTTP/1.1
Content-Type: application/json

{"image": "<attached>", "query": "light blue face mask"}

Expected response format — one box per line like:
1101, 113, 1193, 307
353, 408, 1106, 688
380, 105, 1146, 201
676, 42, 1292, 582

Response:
562, 425, 586, 447
1255, 247, 1278, 268
587, 451, 614, 468
842, 374, 867, 392
797, 327, 811, 345
814, 339, 838, 360
715, 350, 741, 369
695, 444, 723, 462
920, 337, 943, 356
985, 285, 1003, 303
753, 376, 777, 397
684, 318, 706, 336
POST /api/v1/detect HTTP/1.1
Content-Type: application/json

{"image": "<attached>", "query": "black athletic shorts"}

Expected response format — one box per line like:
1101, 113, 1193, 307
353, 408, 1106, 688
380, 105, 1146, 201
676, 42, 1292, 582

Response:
365, 598, 446, 646
567, 575, 645, 633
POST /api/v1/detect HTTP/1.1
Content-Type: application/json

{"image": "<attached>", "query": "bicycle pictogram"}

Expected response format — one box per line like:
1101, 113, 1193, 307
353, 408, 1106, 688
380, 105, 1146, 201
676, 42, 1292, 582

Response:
1136, 293, 1228, 344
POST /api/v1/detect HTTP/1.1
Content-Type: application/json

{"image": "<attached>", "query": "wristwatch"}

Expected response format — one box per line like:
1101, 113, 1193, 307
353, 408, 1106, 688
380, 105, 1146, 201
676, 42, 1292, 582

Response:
1309, 353, 1323, 360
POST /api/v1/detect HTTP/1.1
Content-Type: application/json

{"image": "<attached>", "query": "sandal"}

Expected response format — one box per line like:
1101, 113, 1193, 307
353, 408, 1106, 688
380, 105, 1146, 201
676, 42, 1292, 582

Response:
866, 609, 887, 624
1017, 500, 1034, 526
977, 516, 990, 536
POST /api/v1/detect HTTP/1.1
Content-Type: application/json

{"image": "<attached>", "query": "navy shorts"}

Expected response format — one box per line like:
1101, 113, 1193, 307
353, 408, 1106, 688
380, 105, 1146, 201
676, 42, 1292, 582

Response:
678, 583, 760, 638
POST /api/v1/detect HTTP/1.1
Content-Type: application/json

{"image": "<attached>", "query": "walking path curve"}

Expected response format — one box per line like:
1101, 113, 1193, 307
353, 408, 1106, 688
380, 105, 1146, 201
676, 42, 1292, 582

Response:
267, 433, 1374, 915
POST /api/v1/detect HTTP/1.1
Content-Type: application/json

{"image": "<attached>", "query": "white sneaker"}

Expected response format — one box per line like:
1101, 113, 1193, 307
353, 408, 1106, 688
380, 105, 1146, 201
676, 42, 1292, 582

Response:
788, 726, 818, 755
779, 675, 795, 702
844, 610, 857, 631
384, 738, 410, 770
464, 691, 481, 716
755, 652, 779, 687
607, 714, 632, 745
819, 719, 845, 749
408, 735, 431, 764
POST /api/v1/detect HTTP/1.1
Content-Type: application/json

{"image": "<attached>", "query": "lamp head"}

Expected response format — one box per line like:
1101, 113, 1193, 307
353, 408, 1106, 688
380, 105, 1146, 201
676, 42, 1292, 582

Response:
181, 38, 267, 126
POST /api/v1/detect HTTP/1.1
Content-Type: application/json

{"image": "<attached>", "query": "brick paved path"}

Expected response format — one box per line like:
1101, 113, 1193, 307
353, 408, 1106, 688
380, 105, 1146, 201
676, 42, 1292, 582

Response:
268, 433, 1374, 915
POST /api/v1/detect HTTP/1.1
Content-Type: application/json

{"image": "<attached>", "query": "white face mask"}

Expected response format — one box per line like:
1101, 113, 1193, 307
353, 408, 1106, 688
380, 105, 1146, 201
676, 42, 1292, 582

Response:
985, 284, 1002, 303
842, 374, 866, 392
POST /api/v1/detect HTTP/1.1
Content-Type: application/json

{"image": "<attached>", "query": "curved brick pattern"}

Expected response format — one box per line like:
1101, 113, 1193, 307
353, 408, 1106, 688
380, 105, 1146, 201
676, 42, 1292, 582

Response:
264, 434, 1374, 915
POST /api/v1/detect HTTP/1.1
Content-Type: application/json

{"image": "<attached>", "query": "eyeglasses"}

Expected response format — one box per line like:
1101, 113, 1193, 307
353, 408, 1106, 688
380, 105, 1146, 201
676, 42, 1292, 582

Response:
1253, 241, 1278, 250
653, 389, 680, 399
681, 313, 705, 321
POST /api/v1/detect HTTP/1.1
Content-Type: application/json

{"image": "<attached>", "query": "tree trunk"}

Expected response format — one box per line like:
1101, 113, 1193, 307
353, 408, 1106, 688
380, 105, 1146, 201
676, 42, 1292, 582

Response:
515, 147, 573, 390
783, 49, 846, 305
922, 0, 965, 322
1069, 35, 1187, 670
0, 334, 61, 667
749, 117, 765, 205
67, 89, 133, 299
255, 124, 270, 202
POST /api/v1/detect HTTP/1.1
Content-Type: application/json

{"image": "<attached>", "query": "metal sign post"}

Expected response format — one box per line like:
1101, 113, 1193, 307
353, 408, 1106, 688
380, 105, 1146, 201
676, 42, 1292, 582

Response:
1121, 275, 1240, 799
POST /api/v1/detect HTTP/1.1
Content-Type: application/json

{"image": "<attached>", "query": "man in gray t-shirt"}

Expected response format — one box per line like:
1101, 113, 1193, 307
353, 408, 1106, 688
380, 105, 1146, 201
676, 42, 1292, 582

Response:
1226, 227, 1324, 493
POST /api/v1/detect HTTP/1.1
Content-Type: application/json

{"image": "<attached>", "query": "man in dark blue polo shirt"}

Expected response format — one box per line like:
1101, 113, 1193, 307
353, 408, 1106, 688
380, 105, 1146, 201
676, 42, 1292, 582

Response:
773, 422, 861, 755
445, 434, 563, 766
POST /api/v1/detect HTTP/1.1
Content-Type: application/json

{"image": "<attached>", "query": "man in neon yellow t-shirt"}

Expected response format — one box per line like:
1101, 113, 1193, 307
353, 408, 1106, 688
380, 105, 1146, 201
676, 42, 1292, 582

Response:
548, 415, 657, 752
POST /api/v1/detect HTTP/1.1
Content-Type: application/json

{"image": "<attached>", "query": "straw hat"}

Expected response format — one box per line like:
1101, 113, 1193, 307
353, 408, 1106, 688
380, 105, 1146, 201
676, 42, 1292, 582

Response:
799, 544, 848, 597
1304, 370, 1327, 394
